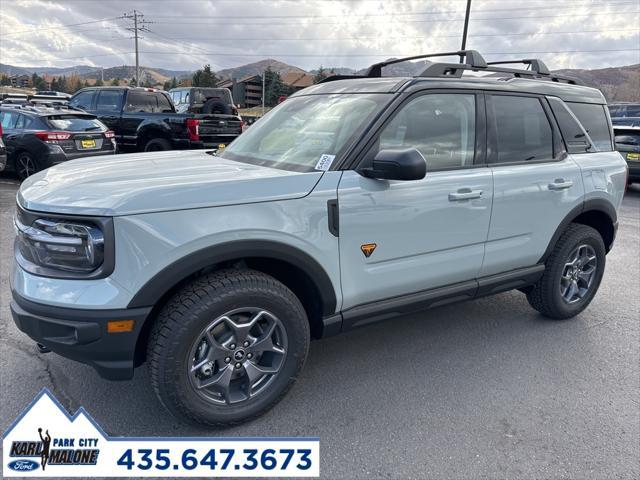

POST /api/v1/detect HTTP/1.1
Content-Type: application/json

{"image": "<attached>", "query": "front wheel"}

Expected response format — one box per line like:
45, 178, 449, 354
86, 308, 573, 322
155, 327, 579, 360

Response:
527, 224, 606, 319
148, 269, 310, 426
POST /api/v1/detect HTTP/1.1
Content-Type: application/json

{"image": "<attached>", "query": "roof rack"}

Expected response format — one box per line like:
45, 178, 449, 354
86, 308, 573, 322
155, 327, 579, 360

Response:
319, 50, 583, 86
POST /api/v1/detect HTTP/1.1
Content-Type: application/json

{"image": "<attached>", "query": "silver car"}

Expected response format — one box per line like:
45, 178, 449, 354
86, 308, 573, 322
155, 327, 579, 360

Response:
10, 51, 627, 426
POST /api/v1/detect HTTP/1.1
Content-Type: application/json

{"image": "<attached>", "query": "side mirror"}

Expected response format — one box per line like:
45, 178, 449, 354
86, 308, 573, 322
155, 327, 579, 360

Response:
360, 148, 426, 181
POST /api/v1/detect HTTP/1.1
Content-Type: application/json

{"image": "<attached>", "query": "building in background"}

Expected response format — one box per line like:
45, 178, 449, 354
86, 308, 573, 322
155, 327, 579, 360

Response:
218, 75, 263, 108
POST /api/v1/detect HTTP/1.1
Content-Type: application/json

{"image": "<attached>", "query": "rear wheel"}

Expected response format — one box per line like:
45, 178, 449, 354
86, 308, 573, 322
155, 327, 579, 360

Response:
527, 224, 606, 319
143, 138, 171, 152
148, 269, 310, 426
15, 151, 40, 180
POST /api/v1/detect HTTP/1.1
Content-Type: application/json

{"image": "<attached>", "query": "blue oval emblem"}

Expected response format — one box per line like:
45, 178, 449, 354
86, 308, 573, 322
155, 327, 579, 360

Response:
8, 459, 39, 471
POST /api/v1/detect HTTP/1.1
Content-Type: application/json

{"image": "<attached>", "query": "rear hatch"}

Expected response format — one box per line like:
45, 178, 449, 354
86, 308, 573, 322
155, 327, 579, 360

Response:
44, 114, 115, 155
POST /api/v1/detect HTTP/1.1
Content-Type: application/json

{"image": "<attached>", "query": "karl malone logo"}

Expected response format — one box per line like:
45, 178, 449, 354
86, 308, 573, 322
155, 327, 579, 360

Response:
9, 427, 99, 470
4, 389, 102, 474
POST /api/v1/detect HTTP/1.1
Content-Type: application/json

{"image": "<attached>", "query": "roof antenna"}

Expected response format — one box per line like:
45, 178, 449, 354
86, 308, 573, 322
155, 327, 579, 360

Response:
460, 0, 472, 63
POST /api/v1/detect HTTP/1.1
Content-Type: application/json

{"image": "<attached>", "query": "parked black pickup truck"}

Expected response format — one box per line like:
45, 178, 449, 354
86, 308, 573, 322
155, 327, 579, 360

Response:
69, 87, 242, 152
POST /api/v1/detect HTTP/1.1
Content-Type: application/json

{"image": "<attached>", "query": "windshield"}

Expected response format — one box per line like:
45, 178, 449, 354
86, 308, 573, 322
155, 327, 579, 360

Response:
219, 93, 389, 171
47, 115, 105, 132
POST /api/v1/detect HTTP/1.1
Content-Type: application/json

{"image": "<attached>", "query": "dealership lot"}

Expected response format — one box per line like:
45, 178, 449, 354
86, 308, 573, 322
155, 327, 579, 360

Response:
0, 176, 638, 478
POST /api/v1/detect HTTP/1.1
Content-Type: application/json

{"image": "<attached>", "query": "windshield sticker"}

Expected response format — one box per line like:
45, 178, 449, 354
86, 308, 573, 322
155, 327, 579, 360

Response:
315, 154, 336, 171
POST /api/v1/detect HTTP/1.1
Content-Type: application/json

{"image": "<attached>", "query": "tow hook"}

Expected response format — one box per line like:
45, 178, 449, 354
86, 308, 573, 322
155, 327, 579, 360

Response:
36, 343, 51, 354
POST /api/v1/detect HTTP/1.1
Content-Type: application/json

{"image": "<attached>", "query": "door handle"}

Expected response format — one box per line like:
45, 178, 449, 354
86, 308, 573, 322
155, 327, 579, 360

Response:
548, 179, 574, 190
448, 188, 483, 201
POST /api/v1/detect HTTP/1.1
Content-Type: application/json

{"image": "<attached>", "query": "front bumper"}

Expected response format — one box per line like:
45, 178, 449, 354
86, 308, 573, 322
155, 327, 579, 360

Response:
10, 292, 151, 380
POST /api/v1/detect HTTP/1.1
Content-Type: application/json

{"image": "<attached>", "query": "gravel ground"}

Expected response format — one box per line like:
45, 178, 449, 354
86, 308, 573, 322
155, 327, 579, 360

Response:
1, 176, 638, 479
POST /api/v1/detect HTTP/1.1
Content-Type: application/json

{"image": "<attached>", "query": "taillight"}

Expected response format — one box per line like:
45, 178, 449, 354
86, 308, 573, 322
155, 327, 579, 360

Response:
35, 131, 72, 142
104, 130, 115, 138
0, 123, 3, 136
186, 119, 200, 141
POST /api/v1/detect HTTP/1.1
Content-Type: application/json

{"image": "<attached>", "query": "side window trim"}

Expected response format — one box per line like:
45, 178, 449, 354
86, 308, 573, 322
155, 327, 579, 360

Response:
485, 92, 562, 166
353, 89, 486, 173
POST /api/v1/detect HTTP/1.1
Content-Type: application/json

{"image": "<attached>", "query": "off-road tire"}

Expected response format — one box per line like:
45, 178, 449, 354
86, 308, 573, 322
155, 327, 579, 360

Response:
527, 223, 606, 319
143, 137, 171, 152
148, 269, 310, 426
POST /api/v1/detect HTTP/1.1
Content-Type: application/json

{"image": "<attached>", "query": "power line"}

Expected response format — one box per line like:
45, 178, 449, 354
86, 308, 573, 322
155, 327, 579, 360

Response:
137, 48, 640, 58
147, 29, 639, 42
151, 10, 640, 26
150, 1, 638, 19
0, 16, 123, 37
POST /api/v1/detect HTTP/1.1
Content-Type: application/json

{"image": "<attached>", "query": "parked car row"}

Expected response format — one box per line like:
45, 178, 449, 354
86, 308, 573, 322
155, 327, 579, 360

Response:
0, 86, 243, 179
0, 104, 116, 179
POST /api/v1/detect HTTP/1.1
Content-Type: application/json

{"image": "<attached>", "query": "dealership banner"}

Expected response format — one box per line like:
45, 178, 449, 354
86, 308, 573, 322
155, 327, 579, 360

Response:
3, 389, 319, 477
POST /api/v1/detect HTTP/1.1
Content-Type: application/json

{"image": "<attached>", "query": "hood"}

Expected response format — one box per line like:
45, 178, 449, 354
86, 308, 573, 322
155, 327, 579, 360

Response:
18, 151, 323, 216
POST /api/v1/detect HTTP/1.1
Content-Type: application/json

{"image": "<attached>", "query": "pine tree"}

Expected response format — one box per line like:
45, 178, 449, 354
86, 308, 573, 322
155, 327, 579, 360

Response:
192, 64, 218, 87
313, 65, 328, 83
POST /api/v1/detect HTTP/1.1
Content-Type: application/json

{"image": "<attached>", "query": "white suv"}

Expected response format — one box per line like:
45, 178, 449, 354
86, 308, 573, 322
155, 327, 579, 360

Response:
10, 51, 627, 425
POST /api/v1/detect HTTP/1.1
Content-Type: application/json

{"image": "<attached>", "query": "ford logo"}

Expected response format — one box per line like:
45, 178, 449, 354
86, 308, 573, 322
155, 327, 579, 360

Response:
8, 459, 39, 471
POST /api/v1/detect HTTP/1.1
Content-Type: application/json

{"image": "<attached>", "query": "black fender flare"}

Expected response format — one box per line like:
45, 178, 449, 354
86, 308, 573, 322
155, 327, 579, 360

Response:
136, 122, 172, 145
127, 240, 338, 315
538, 198, 618, 263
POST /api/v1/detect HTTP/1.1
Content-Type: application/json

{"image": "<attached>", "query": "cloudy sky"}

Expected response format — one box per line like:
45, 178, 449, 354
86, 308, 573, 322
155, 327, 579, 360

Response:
1, 0, 639, 72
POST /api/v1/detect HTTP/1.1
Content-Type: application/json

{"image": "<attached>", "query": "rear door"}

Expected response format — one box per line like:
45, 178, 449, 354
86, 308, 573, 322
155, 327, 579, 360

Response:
120, 90, 153, 147
337, 91, 493, 311
68, 90, 95, 112
94, 89, 124, 137
480, 93, 584, 277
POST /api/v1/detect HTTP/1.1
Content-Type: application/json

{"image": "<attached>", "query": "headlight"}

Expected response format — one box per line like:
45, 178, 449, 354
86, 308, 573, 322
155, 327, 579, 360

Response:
14, 207, 114, 279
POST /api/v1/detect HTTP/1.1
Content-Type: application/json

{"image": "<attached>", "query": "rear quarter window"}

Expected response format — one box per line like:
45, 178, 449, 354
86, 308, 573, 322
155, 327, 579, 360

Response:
566, 102, 613, 151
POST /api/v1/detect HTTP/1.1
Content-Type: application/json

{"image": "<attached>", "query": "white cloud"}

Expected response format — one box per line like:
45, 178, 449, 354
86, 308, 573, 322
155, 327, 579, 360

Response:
0, 0, 638, 71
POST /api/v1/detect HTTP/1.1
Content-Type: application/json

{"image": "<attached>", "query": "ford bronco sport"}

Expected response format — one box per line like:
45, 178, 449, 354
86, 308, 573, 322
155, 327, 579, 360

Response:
10, 51, 627, 426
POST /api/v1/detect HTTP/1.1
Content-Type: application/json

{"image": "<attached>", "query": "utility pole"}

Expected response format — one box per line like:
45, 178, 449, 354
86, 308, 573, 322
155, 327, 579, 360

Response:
262, 71, 266, 115
460, 0, 472, 63
123, 10, 150, 86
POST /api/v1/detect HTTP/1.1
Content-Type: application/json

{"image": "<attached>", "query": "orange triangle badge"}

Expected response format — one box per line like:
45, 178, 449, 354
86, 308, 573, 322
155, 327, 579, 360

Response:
361, 243, 377, 258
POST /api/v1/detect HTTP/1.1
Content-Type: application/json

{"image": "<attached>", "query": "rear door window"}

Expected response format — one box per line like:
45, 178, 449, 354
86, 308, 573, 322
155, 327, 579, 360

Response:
490, 95, 553, 163
124, 91, 155, 113
14, 114, 33, 130
96, 90, 123, 112
155, 93, 173, 112
69, 90, 95, 110
566, 102, 613, 151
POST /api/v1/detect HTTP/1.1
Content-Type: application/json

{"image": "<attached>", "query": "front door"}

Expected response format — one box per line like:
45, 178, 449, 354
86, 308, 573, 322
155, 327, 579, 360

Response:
337, 91, 493, 311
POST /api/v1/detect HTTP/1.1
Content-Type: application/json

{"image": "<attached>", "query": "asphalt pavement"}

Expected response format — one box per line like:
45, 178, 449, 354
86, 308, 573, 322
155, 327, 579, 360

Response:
1, 174, 638, 479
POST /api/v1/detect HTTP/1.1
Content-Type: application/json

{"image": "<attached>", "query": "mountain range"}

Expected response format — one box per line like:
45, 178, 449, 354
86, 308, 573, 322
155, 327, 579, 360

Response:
1, 60, 638, 101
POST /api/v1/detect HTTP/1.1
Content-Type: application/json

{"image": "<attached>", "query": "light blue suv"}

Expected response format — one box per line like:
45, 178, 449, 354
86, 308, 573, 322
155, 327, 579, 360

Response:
10, 51, 627, 425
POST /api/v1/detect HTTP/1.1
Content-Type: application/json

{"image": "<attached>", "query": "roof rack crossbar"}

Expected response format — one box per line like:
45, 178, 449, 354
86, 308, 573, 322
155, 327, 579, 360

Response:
486, 58, 550, 75
363, 50, 487, 77
318, 50, 583, 86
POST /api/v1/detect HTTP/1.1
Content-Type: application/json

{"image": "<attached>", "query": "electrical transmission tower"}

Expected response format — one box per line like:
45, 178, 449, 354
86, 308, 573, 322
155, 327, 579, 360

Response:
122, 10, 151, 86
